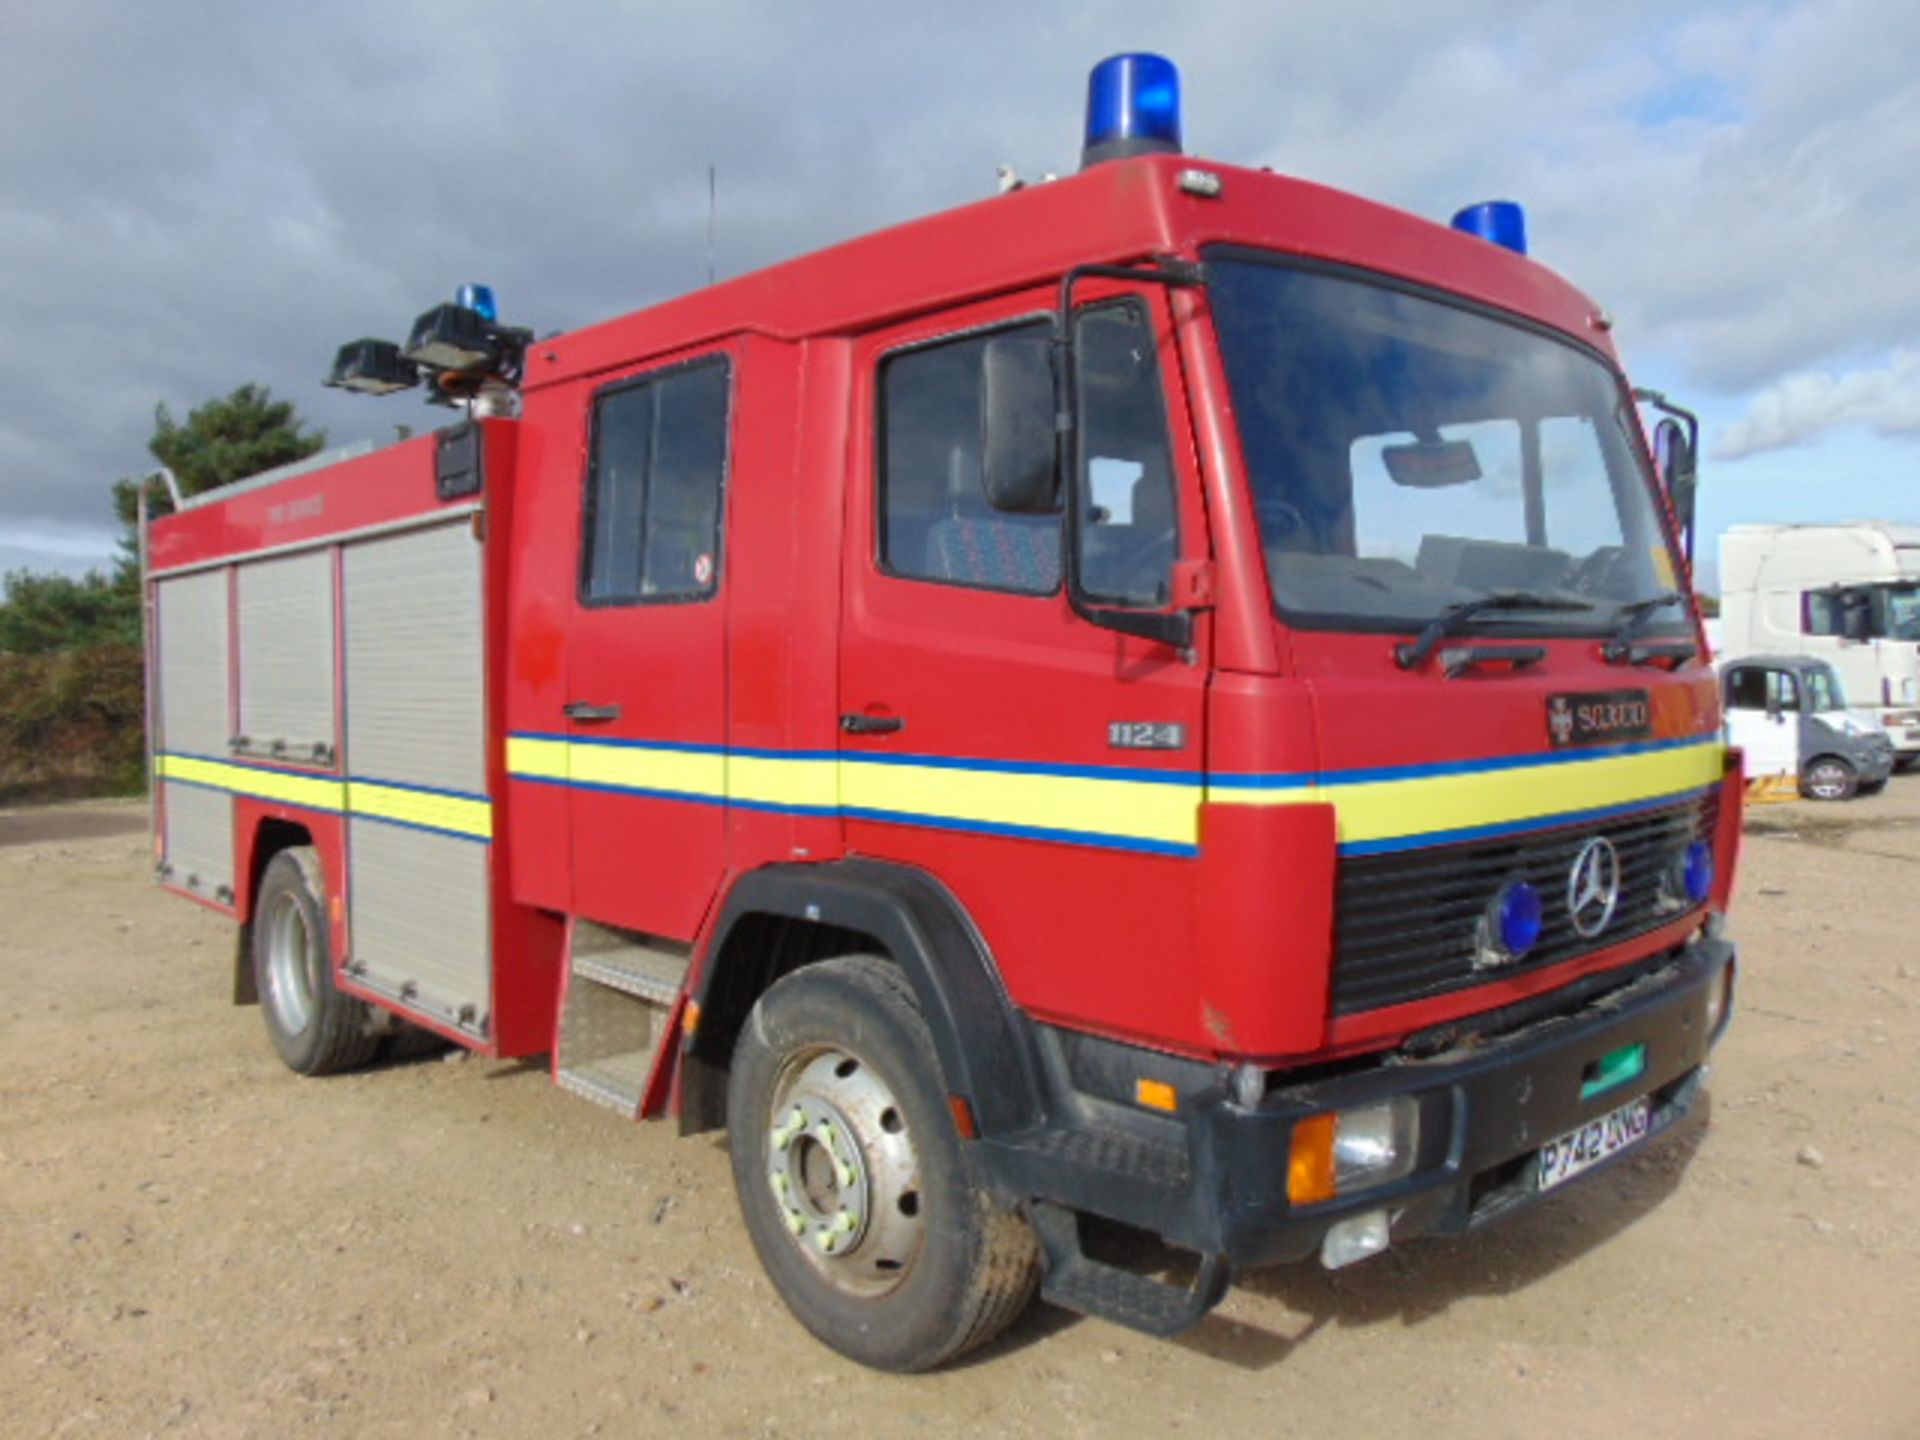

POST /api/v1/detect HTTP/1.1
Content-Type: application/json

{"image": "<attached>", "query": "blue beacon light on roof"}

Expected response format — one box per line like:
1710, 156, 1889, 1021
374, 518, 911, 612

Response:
1082, 53, 1182, 168
456, 283, 499, 322
1451, 200, 1529, 256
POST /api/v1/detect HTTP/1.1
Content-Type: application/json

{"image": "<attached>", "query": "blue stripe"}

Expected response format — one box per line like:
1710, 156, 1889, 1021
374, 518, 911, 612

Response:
512, 729, 730, 756
346, 773, 491, 805
164, 751, 493, 808
508, 731, 1202, 786
1214, 733, 1717, 790
837, 749, 1203, 786
349, 811, 492, 845
509, 771, 729, 809
159, 753, 492, 842
505, 770, 1191, 856
512, 730, 1714, 791
841, 806, 1198, 857
1337, 785, 1712, 856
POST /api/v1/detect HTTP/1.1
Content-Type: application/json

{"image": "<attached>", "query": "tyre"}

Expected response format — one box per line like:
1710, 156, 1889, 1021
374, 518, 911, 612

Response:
1801, 756, 1858, 801
252, 847, 379, 1075
726, 956, 1040, 1371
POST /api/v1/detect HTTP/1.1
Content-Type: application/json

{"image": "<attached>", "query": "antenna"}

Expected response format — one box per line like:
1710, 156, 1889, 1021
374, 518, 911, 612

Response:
706, 163, 717, 286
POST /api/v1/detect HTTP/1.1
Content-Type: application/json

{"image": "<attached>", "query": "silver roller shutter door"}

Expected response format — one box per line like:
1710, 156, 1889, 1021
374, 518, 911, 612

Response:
156, 570, 234, 897
343, 521, 490, 1028
237, 551, 335, 760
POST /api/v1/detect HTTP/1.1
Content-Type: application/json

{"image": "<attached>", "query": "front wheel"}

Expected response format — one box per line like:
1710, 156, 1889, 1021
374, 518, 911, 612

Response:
725, 956, 1039, 1371
1802, 756, 1858, 801
253, 847, 379, 1075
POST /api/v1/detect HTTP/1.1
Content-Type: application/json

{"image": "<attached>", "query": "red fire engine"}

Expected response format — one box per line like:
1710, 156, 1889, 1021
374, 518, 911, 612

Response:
143, 55, 1741, 1370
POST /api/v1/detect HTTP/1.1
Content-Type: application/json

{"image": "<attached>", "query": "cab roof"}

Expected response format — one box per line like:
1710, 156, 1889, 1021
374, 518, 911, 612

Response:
526, 153, 1615, 391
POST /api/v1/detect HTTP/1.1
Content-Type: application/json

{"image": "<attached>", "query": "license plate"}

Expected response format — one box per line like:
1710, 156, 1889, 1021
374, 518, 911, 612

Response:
1537, 1095, 1652, 1192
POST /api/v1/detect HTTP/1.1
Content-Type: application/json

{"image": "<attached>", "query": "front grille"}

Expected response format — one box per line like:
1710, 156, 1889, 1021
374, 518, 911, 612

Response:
1331, 790, 1718, 1015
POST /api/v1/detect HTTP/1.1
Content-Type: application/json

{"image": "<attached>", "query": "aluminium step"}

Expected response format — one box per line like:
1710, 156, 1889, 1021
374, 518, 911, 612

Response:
556, 1049, 651, 1115
553, 921, 692, 1119
1031, 1201, 1232, 1337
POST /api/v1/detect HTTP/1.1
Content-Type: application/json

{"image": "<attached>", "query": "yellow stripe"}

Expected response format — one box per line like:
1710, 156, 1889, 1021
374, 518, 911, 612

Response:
838, 758, 1199, 847
728, 752, 840, 812
1210, 741, 1725, 846
503, 736, 1722, 854
157, 754, 345, 811
504, 734, 569, 782
568, 741, 727, 800
155, 753, 492, 840
346, 781, 493, 840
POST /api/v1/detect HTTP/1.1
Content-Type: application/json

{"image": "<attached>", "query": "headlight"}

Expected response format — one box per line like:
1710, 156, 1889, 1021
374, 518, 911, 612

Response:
1289, 1098, 1421, 1205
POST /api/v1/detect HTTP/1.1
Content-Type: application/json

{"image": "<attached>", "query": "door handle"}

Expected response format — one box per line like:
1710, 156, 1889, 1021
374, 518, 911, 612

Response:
563, 701, 623, 723
840, 713, 904, 736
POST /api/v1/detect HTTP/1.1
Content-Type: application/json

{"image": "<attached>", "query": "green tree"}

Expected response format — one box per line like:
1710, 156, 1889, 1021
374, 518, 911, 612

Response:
0, 570, 139, 655
111, 383, 325, 578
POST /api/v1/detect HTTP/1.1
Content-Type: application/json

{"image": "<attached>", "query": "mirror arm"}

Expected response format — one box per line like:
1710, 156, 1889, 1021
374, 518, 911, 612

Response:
1053, 258, 1207, 649
1632, 388, 1702, 564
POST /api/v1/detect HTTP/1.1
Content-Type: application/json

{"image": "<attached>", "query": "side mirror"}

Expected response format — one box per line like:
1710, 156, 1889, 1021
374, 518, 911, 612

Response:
1655, 416, 1697, 537
980, 336, 1060, 514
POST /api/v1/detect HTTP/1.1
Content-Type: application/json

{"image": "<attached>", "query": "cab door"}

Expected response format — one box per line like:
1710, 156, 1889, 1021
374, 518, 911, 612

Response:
1723, 664, 1799, 782
836, 285, 1212, 1043
565, 354, 734, 939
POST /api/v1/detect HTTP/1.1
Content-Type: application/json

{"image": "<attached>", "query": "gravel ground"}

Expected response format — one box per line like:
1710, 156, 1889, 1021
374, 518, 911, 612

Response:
2, 789, 1917, 1439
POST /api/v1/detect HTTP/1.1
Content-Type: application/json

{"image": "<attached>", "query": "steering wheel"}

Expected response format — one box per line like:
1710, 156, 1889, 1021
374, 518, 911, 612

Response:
1257, 500, 1308, 548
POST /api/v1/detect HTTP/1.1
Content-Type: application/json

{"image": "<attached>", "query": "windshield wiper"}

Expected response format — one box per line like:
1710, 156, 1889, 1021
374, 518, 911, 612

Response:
1394, 591, 1597, 672
1601, 591, 1696, 666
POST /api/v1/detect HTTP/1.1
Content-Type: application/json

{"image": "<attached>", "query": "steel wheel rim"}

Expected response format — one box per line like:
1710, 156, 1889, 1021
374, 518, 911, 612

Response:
764, 1044, 924, 1298
264, 891, 319, 1035
1808, 762, 1849, 799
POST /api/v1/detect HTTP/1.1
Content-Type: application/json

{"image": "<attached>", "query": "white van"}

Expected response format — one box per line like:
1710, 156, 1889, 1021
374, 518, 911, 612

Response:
1719, 523, 1920, 768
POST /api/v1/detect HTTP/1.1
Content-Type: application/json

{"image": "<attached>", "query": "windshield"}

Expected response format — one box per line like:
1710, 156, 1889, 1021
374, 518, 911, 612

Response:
1806, 665, 1848, 713
1206, 253, 1687, 634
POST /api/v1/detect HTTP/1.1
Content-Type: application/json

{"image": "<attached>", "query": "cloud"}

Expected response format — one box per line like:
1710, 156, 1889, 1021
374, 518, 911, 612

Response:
3, 1, 1919, 573
1716, 350, 1920, 458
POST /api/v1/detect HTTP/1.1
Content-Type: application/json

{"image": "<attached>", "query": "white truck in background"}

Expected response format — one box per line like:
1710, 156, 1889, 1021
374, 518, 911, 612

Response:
1719, 522, 1920, 769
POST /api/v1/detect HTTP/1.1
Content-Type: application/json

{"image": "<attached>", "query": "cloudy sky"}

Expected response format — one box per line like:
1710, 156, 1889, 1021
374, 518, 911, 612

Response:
3, 1, 1915, 586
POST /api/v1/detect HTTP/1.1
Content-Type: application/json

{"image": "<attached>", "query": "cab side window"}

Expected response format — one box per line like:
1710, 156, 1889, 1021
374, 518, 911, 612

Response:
1804, 591, 1844, 637
1075, 302, 1180, 607
582, 358, 730, 604
1725, 668, 1768, 711
879, 322, 1059, 594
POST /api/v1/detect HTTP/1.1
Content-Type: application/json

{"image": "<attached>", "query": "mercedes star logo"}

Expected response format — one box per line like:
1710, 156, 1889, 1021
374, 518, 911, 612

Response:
1567, 837, 1622, 938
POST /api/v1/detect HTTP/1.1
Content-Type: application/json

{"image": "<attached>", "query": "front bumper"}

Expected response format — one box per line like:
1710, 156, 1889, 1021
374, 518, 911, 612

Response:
1857, 744, 1898, 783
990, 938, 1735, 1271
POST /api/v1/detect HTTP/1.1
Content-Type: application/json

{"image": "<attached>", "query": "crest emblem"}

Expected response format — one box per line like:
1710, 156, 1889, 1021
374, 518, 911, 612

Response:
1547, 696, 1575, 747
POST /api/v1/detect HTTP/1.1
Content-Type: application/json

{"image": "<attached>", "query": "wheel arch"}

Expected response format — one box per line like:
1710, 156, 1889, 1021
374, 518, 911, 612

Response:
232, 817, 315, 1004
681, 860, 1041, 1140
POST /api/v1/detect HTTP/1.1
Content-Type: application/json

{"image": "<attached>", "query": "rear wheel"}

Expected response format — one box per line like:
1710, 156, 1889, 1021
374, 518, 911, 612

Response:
726, 956, 1039, 1371
1802, 756, 1858, 801
253, 847, 379, 1075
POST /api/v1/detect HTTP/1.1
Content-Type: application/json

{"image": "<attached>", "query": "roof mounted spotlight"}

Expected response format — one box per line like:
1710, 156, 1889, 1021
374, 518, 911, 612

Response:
1082, 53, 1182, 169
325, 338, 420, 395
1451, 200, 1528, 256
404, 301, 501, 372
